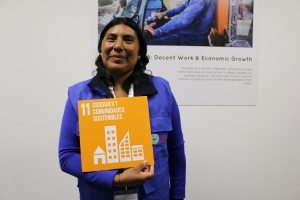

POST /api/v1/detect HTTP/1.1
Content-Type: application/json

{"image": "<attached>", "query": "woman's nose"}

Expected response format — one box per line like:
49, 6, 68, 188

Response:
113, 38, 123, 51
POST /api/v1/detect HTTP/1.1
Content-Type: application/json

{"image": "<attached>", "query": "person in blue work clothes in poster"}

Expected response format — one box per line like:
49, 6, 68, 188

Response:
59, 17, 186, 200
144, 0, 216, 46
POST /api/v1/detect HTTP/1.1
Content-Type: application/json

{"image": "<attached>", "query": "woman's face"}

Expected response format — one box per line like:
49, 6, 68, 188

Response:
101, 24, 140, 78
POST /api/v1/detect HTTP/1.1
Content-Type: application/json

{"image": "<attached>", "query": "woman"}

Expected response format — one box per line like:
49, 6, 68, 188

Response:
59, 17, 186, 200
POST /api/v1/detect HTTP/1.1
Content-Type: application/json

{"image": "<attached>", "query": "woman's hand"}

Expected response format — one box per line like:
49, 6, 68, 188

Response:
144, 22, 156, 36
114, 161, 154, 187
153, 11, 167, 20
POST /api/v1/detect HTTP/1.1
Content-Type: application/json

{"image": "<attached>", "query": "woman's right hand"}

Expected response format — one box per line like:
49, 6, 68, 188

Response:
114, 161, 154, 187
153, 11, 166, 20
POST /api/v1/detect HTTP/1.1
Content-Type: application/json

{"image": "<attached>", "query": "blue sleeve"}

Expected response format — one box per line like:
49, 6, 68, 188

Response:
165, 1, 188, 17
58, 97, 118, 189
155, 0, 206, 37
167, 94, 186, 199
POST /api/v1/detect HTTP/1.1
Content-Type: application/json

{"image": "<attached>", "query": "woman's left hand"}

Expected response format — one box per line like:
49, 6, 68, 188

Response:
114, 160, 154, 187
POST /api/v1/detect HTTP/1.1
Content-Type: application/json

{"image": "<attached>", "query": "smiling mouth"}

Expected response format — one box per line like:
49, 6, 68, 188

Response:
109, 55, 127, 63
110, 55, 126, 59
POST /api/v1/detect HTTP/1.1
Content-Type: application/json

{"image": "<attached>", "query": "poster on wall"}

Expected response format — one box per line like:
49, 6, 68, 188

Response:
97, 0, 258, 105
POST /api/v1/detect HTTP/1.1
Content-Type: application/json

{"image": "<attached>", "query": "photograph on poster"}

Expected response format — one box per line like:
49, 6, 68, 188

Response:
97, 0, 258, 105
98, 0, 254, 48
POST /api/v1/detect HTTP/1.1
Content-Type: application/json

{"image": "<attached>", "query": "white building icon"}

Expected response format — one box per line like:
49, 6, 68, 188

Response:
131, 145, 144, 161
93, 125, 145, 165
105, 125, 119, 163
119, 131, 132, 162
94, 146, 106, 164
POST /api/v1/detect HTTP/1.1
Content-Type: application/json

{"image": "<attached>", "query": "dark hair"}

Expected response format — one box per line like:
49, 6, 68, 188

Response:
95, 17, 149, 91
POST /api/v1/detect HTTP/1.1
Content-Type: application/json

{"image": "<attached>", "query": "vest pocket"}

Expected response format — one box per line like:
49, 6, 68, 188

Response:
150, 115, 172, 133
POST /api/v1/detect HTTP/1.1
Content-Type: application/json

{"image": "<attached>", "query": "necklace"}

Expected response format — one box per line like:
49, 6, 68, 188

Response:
109, 83, 134, 98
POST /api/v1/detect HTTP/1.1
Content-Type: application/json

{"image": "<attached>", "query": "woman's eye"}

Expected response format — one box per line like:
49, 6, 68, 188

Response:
124, 38, 134, 43
107, 37, 115, 41
105, 35, 116, 41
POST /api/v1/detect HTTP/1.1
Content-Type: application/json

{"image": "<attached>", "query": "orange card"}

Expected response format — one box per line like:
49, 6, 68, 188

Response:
78, 96, 154, 172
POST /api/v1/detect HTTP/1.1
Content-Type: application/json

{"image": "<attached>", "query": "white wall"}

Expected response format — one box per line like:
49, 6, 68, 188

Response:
0, 0, 300, 199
